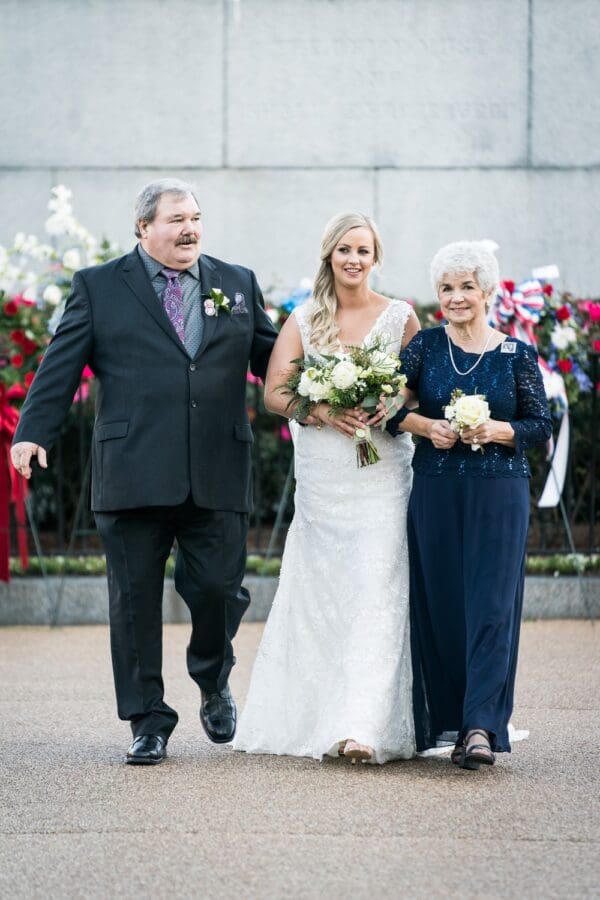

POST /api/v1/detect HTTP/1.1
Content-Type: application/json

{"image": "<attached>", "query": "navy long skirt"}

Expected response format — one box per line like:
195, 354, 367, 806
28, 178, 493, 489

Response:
408, 474, 530, 753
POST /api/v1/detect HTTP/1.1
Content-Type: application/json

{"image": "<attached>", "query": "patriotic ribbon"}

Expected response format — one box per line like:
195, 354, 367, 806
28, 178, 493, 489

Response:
492, 279, 545, 346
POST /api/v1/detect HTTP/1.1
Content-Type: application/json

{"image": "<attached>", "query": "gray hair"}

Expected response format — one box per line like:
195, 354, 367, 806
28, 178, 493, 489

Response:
134, 178, 199, 238
430, 240, 500, 298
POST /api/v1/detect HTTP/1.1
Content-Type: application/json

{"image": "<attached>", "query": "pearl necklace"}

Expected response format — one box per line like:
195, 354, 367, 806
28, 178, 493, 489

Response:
446, 326, 495, 376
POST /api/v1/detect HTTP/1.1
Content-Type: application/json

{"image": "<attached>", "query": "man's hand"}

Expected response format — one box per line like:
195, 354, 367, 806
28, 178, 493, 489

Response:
10, 442, 48, 480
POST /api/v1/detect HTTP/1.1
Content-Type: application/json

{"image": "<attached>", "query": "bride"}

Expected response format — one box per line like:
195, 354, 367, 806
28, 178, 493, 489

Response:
233, 212, 420, 764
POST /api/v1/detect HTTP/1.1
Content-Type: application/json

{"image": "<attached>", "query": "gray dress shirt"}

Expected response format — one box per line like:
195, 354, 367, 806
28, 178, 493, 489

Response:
138, 244, 203, 356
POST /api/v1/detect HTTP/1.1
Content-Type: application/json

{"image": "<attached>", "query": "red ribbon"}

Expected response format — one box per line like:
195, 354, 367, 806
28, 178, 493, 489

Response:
0, 383, 29, 581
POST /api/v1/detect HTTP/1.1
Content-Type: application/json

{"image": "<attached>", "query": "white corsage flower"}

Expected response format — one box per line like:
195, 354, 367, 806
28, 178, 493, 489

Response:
204, 287, 231, 316
452, 394, 490, 428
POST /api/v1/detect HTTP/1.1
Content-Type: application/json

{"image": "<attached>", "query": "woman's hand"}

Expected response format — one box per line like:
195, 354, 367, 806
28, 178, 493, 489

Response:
428, 420, 459, 450
370, 390, 407, 427
366, 396, 389, 427
314, 403, 367, 438
299, 412, 320, 427
460, 420, 515, 449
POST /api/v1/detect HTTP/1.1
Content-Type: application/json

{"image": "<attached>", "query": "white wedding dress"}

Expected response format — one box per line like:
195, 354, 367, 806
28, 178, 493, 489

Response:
233, 300, 416, 763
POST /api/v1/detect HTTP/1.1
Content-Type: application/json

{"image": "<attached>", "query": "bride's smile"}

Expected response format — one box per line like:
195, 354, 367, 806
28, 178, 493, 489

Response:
330, 226, 377, 291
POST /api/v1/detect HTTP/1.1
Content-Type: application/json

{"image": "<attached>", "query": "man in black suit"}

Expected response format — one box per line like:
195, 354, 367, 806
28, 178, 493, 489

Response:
11, 179, 277, 764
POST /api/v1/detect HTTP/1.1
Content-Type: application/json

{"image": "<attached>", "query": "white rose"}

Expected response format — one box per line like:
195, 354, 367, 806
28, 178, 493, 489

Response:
63, 248, 81, 270
551, 325, 577, 351
453, 395, 490, 428
308, 380, 331, 401
370, 350, 398, 376
43, 284, 63, 306
298, 369, 331, 401
331, 360, 359, 390
297, 371, 312, 397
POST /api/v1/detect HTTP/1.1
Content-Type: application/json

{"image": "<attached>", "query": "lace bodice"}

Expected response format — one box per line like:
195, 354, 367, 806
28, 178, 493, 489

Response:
386, 327, 552, 477
293, 298, 413, 359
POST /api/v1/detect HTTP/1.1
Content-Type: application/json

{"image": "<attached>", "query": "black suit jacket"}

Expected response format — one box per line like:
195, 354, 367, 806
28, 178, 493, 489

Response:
15, 247, 277, 513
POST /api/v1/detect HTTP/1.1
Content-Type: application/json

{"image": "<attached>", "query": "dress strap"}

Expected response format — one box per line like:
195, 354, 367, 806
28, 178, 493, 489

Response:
370, 299, 413, 348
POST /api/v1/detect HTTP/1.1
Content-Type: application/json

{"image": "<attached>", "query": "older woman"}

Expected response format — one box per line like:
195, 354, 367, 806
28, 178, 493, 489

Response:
386, 241, 551, 769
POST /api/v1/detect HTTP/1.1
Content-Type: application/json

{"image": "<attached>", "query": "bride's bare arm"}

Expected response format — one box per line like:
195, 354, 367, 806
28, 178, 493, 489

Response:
264, 314, 307, 418
264, 314, 368, 436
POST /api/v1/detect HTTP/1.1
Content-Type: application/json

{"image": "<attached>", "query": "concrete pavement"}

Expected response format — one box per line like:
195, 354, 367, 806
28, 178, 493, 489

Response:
1, 621, 598, 898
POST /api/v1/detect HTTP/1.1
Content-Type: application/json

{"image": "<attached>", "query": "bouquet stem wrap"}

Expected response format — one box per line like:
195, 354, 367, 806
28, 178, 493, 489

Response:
354, 425, 380, 467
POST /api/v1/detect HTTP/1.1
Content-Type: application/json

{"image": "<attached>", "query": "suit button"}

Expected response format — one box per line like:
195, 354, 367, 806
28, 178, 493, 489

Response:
189, 363, 197, 372
191, 401, 198, 408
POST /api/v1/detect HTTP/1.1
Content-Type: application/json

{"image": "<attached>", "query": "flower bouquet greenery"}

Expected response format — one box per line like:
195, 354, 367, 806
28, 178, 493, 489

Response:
281, 339, 407, 467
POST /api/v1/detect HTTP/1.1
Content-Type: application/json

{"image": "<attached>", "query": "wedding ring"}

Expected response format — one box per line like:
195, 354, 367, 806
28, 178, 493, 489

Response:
316, 422, 322, 430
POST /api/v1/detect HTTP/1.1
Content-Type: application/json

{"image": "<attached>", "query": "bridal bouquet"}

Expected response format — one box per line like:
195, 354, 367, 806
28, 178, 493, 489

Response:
283, 340, 407, 467
444, 389, 490, 452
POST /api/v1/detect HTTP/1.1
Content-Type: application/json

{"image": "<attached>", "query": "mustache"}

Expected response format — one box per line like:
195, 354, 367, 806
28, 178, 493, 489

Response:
175, 236, 199, 246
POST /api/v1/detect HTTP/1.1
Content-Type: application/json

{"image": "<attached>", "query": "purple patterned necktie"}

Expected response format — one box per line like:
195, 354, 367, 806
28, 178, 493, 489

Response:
161, 268, 186, 345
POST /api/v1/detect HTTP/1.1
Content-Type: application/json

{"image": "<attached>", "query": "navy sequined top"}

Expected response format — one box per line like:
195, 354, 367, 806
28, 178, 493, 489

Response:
387, 327, 552, 477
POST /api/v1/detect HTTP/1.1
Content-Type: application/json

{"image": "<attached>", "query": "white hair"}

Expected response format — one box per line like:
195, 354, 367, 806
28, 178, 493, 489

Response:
430, 240, 500, 298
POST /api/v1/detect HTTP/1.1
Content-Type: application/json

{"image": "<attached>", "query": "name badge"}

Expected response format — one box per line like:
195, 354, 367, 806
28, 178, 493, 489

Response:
501, 341, 516, 354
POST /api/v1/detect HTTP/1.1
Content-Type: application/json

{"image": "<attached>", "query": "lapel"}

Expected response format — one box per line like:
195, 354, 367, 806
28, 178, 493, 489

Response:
194, 254, 223, 359
120, 247, 188, 355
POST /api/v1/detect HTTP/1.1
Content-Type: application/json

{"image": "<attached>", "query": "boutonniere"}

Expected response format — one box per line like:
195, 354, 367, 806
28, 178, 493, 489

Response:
203, 288, 231, 317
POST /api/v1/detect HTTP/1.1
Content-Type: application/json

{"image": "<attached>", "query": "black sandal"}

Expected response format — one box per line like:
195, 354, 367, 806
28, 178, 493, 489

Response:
462, 729, 495, 768
451, 740, 464, 766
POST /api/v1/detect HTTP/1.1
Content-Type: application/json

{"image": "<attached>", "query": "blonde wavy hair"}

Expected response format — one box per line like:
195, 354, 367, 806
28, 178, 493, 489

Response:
309, 212, 383, 352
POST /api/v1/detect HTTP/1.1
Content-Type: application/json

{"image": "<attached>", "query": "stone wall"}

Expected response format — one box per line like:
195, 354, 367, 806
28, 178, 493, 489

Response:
1, 0, 598, 299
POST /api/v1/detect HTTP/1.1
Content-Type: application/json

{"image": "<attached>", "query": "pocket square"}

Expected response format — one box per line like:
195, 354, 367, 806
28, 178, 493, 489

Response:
232, 293, 248, 315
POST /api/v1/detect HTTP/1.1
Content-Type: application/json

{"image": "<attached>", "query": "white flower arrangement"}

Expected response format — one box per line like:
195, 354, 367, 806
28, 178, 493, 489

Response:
282, 339, 407, 467
550, 324, 577, 351
444, 389, 490, 452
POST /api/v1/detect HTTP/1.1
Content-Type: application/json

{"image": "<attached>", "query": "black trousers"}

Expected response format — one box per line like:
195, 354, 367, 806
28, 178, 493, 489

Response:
95, 496, 250, 740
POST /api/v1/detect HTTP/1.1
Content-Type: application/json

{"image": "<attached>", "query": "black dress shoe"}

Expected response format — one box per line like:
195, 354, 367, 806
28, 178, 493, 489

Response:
126, 734, 167, 765
200, 685, 237, 743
